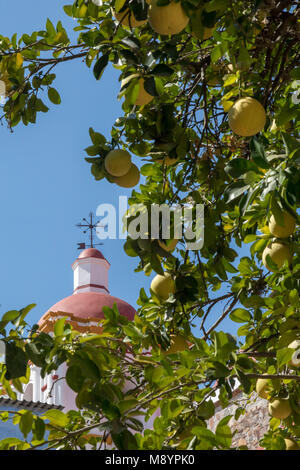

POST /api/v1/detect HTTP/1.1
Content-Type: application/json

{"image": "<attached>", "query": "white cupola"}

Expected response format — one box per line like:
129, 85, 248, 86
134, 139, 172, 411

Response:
71, 248, 110, 294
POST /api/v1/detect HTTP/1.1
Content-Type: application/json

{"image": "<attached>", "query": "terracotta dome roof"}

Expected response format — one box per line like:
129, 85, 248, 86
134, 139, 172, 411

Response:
77, 248, 107, 261
39, 292, 136, 325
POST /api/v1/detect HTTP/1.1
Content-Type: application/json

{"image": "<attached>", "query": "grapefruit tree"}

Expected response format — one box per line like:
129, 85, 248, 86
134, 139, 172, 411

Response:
0, 0, 300, 451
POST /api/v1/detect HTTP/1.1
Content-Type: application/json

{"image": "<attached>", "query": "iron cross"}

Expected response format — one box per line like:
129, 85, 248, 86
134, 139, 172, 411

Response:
76, 212, 104, 249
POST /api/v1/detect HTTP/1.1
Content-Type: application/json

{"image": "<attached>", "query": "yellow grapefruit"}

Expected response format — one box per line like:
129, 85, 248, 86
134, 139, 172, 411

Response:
148, 0, 189, 36
114, 163, 140, 188
164, 334, 187, 355
228, 97, 266, 137
268, 211, 296, 239
121, 75, 153, 106
255, 376, 280, 399
262, 242, 293, 271
133, 78, 153, 106
150, 272, 175, 300
104, 149, 132, 177
268, 398, 292, 420
256, 378, 271, 399
115, 8, 147, 28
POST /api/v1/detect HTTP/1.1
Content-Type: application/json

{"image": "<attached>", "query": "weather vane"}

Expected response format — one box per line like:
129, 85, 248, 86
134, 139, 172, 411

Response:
76, 212, 105, 250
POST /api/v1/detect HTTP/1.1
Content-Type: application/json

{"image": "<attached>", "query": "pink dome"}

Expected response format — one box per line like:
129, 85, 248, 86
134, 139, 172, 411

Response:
39, 292, 136, 325
77, 248, 107, 261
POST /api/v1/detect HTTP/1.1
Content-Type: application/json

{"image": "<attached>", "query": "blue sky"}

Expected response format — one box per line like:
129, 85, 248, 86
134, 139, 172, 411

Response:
0, 0, 150, 326
0, 1, 245, 340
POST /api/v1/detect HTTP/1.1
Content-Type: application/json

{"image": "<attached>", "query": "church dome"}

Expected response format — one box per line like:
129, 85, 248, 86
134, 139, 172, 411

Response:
39, 247, 136, 333
41, 292, 135, 321
77, 248, 107, 261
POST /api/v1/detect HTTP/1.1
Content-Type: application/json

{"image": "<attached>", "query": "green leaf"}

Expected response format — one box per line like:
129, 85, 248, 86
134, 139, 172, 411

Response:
192, 427, 216, 446
48, 87, 61, 105
44, 409, 69, 428
1, 310, 20, 325
5, 343, 27, 380
115, 0, 127, 13
66, 364, 85, 392
224, 182, 250, 203
144, 77, 159, 97
63, 5, 73, 16
111, 429, 138, 450
225, 158, 258, 178
19, 411, 33, 438
250, 136, 270, 169
54, 316, 67, 337
34, 417, 46, 441
151, 64, 174, 77
46, 18, 56, 37
276, 348, 293, 368
229, 308, 251, 323
215, 424, 232, 448
93, 53, 109, 80
223, 74, 238, 87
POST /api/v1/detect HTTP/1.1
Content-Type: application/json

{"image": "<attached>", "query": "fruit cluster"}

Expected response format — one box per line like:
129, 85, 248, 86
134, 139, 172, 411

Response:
256, 372, 300, 450
104, 148, 140, 188
262, 211, 297, 271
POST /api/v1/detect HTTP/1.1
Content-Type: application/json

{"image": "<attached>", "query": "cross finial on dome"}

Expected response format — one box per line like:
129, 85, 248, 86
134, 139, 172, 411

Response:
76, 212, 105, 249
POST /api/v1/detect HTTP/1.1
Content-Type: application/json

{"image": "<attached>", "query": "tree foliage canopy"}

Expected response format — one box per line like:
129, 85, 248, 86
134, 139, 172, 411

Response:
0, 0, 300, 450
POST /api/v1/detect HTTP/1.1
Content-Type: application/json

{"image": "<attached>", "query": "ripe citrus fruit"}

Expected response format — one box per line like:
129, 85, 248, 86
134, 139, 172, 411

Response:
150, 272, 175, 301
135, 78, 154, 106
104, 149, 132, 177
114, 163, 140, 188
256, 378, 271, 399
256, 376, 280, 399
121, 75, 154, 106
148, 0, 189, 36
262, 242, 293, 271
164, 334, 187, 355
228, 97, 266, 137
268, 398, 292, 420
268, 211, 296, 238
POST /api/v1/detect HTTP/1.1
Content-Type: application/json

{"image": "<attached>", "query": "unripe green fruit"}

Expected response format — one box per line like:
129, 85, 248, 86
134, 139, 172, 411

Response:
268, 211, 296, 238
104, 149, 132, 177
150, 272, 175, 301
